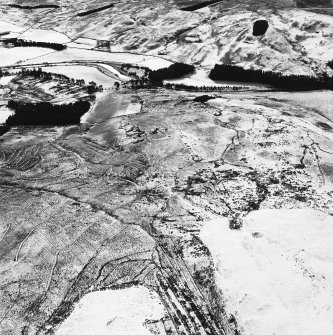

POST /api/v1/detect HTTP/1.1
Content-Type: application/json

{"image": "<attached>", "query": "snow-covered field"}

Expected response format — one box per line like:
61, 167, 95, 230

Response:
72, 38, 97, 48
200, 209, 333, 335
55, 286, 166, 335
19, 28, 70, 44
67, 42, 96, 50
164, 69, 263, 88
274, 90, 333, 122
164, 69, 229, 87
0, 47, 54, 67
18, 48, 173, 70
0, 20, 24, 36
0, 106, 14, 124
42, 65, 116, 88
0, 75, 16, 86
0, 21, 69, 44
136, 56, 173, 70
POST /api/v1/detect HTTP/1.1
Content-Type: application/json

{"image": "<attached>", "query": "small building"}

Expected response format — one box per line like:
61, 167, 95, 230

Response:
96, 40, 111, 49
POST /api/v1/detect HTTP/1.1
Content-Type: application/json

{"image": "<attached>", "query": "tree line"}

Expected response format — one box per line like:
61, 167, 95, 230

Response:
0, 125, 10, 136
0, 69, 12, 78
164, 82, 248, 92
122, 78, 249, 92
2, 38, 67, 51
0, 67, 103, 93
19, 68, 103, 93
6, 100, 91, 126
209, 64, 333, 90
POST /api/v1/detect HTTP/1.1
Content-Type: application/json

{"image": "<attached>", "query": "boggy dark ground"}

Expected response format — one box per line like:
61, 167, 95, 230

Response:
0, 87, 333, 334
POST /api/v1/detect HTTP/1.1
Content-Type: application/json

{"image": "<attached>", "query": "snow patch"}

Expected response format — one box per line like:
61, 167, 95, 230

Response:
0, 106, 14, 124
0, 75, 16, 86
19, 48, 173, 71
0, 20, 24, 34
19, 29, 70, 44
136, 56, 173, 70
200, 209, 333, 335
164, 69, 262, 88
0, 47, 54, 67
97, 63, 130, 81
55, 286, 166, 335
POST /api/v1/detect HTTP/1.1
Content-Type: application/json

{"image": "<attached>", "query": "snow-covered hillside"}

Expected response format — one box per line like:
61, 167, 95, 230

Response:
201, 210, 333, 335
2, 1, 333, 76
1, 2, 333, 335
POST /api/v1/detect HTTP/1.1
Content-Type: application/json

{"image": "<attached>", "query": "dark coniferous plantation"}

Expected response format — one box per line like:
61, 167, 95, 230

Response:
0, 125, 10, 136
181, 0, 222, 11
193, 95, 216, 103
6, 100, 91, 126
77, 4, 115, 16
2, 38, 66, 51
209, 64, 333, 90
149, 63, 195, 82
8, 4, 60, 9
0, 69, 11, 78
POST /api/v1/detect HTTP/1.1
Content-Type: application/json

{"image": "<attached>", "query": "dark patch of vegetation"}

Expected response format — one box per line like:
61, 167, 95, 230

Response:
253, 20, 269, 36
294, 194, 307, 202
229, 215, 242, 230
8, 4, 59, 9
316, 121, 332, 131
193, 95, 216, 103
0, 69, 12, 78
2, 38, 66, 51
120, 64, 150, 77
77, 4, 115, 17
149, 62, 195, 82
209, 64, 333, 90
328, 60, 333, 70
6, 100, 91, 126
294, 163, 305, 169
181, 0, 221, 11
296, 0, 332, 8
0, 125, 10, 136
